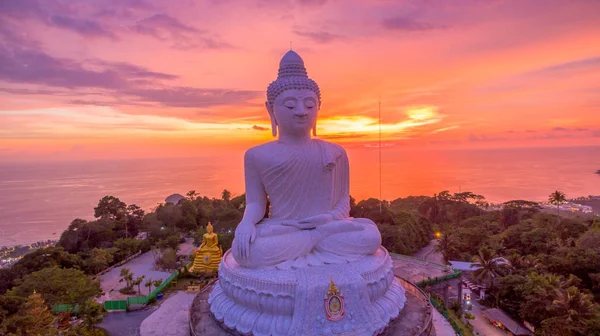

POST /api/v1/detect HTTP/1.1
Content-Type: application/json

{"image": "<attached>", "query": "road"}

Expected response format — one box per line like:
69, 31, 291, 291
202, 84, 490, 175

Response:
412, 240, 506, 336
468, 301, 508, 336
412, 239, 445, 265
98, 308, 157, 336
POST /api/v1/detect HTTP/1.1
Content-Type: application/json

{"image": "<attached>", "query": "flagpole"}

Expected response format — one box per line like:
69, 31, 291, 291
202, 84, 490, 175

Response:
379, 97, 382, 214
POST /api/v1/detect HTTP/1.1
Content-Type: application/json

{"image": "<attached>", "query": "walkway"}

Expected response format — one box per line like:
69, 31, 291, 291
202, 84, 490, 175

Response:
413, 239, 445, 265
98, 307, 157, 336
469, 301, 506, 336
140, 291, 197, 336
431, 308, 456, 336
99, 251, 172, 301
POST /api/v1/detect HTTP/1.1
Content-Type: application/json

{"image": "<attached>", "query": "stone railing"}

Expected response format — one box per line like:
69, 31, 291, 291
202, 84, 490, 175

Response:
189, 278, 218, 336
395, 276, 434, 336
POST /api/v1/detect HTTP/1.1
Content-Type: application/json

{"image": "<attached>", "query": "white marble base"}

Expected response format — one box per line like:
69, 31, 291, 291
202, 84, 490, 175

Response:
208, 247, 406, 336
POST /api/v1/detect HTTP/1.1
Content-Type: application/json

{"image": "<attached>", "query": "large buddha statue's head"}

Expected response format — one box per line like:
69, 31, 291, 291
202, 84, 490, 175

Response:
266, 50, 321, 138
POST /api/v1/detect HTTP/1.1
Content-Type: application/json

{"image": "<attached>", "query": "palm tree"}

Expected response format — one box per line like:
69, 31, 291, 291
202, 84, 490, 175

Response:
471, 246, 510, 303
145, 278, 153, 295
119, 267, 133, 291
542, 285, 595, 335
153, 279, 163, 290
548, 190, 566, 216
133, 275, 145, 295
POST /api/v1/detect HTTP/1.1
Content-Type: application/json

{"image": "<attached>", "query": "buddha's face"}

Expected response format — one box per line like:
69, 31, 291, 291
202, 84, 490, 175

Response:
267, 89, 319, 137
207, 225, 213, 234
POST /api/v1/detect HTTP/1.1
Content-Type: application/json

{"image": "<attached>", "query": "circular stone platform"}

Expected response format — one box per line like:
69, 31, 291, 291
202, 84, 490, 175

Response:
202, 248, 408, 336
190, 278, 433, 336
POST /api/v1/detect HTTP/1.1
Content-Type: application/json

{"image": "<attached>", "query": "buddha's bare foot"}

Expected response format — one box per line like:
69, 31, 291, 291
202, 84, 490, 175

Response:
317, 220, 364, 236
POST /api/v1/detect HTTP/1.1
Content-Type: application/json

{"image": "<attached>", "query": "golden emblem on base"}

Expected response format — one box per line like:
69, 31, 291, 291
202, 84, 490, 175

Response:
324, 276, 345, 321
189, 222, 222, 273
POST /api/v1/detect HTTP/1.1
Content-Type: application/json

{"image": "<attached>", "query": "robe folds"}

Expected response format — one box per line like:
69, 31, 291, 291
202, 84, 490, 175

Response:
232, 139, 381, 269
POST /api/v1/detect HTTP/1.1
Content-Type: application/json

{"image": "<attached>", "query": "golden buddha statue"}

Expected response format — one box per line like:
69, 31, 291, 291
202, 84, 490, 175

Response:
190, 222, 222, 273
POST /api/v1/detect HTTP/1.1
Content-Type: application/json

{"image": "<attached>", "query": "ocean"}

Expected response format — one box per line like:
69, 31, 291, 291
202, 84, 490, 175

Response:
1, 145, 598, 247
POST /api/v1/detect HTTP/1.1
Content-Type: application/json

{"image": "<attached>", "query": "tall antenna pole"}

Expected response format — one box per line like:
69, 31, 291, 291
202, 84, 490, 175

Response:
379, 97, 383, 214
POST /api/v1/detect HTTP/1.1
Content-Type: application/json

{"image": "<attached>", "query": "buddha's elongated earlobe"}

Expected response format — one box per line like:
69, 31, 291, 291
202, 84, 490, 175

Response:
312, 125, 316, 136
266, 101, 278, 137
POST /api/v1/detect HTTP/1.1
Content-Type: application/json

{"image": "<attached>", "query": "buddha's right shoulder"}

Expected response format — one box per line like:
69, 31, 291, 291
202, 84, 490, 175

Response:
245, 142, 278, 160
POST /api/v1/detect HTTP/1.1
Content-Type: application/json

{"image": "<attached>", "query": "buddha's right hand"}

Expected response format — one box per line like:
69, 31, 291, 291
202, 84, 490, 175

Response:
234, 222, 257, 260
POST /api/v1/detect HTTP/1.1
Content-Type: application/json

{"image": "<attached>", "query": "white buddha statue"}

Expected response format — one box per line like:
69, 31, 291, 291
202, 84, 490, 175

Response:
232, 50, 382, 269
208, 51, 406, 336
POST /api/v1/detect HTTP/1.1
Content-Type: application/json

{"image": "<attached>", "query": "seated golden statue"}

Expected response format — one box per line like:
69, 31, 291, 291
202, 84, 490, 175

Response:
190, 222, 222, 273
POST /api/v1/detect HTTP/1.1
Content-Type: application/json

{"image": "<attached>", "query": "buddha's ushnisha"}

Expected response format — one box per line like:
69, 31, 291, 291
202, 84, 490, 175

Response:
232, 50, 382, 269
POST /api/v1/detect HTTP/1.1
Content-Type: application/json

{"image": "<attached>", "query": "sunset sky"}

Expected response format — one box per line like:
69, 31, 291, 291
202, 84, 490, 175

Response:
1, 0, 600, 162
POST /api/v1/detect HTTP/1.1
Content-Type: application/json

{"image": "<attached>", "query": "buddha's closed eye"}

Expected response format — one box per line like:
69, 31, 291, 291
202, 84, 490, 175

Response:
284, 100, 296, 109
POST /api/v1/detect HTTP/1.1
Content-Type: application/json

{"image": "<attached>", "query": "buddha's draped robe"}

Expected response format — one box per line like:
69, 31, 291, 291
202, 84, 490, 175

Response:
232, 139, 381, 269
201, 233, 220, 251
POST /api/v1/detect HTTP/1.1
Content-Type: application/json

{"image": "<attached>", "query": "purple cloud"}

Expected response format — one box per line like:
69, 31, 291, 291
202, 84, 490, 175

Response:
49, 15, 117, 40
530, 56, 600, 75
0, 0, 117, 40
0, 47, 126, 89
0, 41, 259, 108
468, 134, 506, 142
129, 13, 233, 49
91, 61, 178, 80
296, 0, 328, 6
382, 16, 447, 31
131, 13, 200, 38
122, 87, 261, 108
293, 30, 342, 44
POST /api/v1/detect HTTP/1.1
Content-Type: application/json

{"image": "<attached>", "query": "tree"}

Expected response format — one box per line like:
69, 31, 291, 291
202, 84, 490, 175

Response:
87, 248, 114, 274
156, 248, 178, 270
113, 238, 142, 261
548, 190, 567, 216
4, 290, 56, 336
541, 285, 596, 335
58, 218, 88, 253
94, 195, 127, 220
119, 267, 134, 292
153, 279, 163, 292
125, 204, 145, 238
180, 199, 199, 231
221, 189, 232, 204
145, 278, 154, 295
9, 267, 101, 307
471, 246, 510, 305
133, 275, 145, 295
79, 299, 105, 327
10, 247, 83, 284
186, 190, 199, 201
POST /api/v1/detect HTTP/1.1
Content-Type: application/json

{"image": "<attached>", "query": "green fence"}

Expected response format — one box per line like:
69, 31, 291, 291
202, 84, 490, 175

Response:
104, 300, 127, 311
147, 270, 179, 301
416, 269, 461, 287
127, 295, 148, 306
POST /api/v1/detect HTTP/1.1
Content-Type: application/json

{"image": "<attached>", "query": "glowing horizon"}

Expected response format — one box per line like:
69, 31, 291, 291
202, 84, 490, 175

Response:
1, 0, 600, 161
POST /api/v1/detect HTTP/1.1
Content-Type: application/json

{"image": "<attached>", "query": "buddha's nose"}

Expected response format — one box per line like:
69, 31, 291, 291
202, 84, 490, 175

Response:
294, 106, 308, 117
